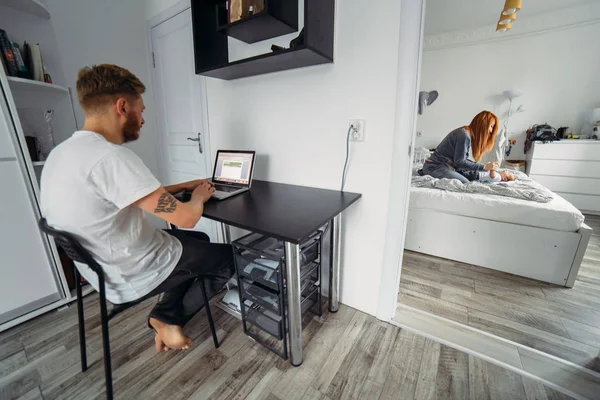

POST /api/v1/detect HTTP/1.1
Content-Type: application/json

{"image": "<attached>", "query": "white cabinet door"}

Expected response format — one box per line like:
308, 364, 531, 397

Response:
0, 160, 62, 324
0, 78, 62, 325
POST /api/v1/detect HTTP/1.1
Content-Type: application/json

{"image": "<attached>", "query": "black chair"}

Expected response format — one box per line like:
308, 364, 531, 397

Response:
38, 218, 220, 400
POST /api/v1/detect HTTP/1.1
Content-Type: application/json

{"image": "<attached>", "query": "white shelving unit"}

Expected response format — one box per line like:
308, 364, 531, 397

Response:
0, 0, 50, 19
0, 0, 86, 332
7, 77, 69, 94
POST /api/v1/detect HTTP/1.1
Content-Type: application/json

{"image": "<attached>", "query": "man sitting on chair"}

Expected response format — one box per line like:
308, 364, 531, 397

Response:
40, 64, 234, 352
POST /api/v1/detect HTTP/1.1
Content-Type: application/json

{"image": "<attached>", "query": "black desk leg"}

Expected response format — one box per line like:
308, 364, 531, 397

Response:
329, 214, 342, 313
284, 241, 303, 366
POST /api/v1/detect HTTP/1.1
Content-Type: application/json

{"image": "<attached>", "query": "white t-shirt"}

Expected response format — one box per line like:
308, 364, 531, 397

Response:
41, 131, 182, 304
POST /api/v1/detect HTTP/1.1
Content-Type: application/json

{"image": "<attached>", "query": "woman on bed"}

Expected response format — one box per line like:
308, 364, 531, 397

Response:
423, 110, 499, 184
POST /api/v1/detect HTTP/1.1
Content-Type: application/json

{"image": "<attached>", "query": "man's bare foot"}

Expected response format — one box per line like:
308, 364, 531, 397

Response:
149, 317, 191, 351
155, 334, 169, 352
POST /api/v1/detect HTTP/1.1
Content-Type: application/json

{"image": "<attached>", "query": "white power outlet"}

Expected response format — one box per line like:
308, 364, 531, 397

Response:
349, 119, 365, 142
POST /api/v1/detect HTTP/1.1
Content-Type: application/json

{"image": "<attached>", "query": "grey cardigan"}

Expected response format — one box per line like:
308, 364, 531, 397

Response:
427, 127, 484, 171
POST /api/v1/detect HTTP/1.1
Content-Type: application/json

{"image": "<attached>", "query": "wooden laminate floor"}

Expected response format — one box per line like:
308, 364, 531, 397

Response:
399, 214, 600, 373
0, 294, 572, 400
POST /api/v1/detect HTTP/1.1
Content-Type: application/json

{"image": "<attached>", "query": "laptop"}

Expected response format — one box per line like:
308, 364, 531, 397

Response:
208, 150, 256, 200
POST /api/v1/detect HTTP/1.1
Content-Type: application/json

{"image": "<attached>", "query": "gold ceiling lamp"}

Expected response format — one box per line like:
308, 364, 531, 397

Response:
496, 22, 511, 33
499, 12, 516, 25
497, 0, 521, 33
502, 0, 522, 15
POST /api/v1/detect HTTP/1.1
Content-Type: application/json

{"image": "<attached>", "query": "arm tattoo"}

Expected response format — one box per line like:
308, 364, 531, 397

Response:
155, 192, 177, 213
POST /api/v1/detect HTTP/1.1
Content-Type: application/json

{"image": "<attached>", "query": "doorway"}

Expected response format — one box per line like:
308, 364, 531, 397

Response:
149, 6, 217, 241
392, 0, 600, 379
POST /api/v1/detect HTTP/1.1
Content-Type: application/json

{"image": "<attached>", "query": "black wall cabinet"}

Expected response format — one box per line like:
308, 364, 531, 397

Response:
191, 0, 334, 80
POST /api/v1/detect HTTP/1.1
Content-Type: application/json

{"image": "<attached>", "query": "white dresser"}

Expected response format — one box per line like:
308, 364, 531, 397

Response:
529, 140, 600, 215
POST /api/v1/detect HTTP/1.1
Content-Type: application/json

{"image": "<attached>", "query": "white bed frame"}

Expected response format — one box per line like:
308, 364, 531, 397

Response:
405, 208, 592, 287
408, 148, 593, 287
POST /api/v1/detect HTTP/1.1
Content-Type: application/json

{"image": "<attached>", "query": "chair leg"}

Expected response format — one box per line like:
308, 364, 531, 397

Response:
74, 269, 87, 372
99, 285, 113, 400
200, 278, 219, 348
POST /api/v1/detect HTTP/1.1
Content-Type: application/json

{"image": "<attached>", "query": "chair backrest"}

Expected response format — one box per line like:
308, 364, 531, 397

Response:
38, 218, 105, 280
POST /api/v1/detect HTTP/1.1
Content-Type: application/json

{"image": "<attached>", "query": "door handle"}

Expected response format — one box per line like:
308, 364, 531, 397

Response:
187, 133, 203, 154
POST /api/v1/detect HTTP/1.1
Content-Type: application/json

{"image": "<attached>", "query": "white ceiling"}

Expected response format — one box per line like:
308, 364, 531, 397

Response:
424, 0, 597, 35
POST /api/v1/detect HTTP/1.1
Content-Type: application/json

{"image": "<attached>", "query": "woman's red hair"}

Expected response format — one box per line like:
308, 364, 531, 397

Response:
464, 111, 498, 162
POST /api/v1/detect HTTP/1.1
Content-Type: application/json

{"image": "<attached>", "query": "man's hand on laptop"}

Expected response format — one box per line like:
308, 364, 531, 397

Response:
180, 179, 214, 192
165, 179, 214, 195
191, 181, 216, 203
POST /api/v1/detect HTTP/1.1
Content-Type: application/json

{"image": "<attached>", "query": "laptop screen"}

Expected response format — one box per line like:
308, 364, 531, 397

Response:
212, 151, 255, 185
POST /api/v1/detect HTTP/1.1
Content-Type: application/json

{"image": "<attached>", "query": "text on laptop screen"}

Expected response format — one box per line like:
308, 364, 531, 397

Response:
213, 152, 254, 185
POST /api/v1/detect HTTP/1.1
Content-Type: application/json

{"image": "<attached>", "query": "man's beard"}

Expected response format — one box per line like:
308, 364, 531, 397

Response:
122, 114, 141, 143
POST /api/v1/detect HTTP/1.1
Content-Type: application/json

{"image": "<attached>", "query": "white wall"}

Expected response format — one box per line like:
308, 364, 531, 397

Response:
147, 0, 404, 315
417, 23, 600, 160
47, 0, 161, 177
210, 1, 402, 315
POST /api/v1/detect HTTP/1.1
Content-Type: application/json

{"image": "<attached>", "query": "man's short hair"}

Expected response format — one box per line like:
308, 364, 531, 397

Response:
76, 64, 146, 115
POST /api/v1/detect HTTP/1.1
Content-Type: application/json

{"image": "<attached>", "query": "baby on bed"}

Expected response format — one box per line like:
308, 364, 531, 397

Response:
458, 169, 515, 183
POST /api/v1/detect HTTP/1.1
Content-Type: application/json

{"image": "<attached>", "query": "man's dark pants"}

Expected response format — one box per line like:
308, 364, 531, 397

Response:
143, 229, 234, 327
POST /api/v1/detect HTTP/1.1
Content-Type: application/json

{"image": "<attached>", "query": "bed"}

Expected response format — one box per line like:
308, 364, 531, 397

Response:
406, 149, 592, 287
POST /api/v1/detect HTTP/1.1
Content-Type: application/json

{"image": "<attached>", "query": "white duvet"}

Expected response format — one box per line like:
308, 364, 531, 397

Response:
410, 187, 585, 232
412, 173, 554, 203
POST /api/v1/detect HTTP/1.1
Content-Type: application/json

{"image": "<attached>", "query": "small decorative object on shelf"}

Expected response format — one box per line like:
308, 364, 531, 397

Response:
22, 42, 32, 74
214, 0, 296, 44
227, 0, 264, 23
0, 50, 6, 75
229, 0, 241, 23
42, 109, 56, 158
25, 136, 39, 162
0, 29, 18, 76
592, 124, 599, 140
289, 28, 305, 48
505, 139, 516, 157
30, 43, 44, 82
18, 108, 56, 161
11, 42, 31, 79
270, 28, 304, 53
0, 26, 49, 83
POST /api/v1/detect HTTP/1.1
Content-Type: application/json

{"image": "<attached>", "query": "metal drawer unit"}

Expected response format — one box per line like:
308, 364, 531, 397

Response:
233, 231, 323, 359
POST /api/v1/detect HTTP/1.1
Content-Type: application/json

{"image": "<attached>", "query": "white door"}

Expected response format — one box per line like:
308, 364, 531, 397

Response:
150, 9, 217, 241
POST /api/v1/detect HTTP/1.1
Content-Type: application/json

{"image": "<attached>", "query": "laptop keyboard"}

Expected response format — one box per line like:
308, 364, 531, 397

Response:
214, 184, 239, 193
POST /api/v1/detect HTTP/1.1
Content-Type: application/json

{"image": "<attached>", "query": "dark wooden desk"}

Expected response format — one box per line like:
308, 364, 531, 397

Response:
183, 180, 361, 365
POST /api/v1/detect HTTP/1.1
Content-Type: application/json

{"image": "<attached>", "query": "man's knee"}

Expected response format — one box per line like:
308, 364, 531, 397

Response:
183, 230, 210, 242
196, 232, 210, 242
